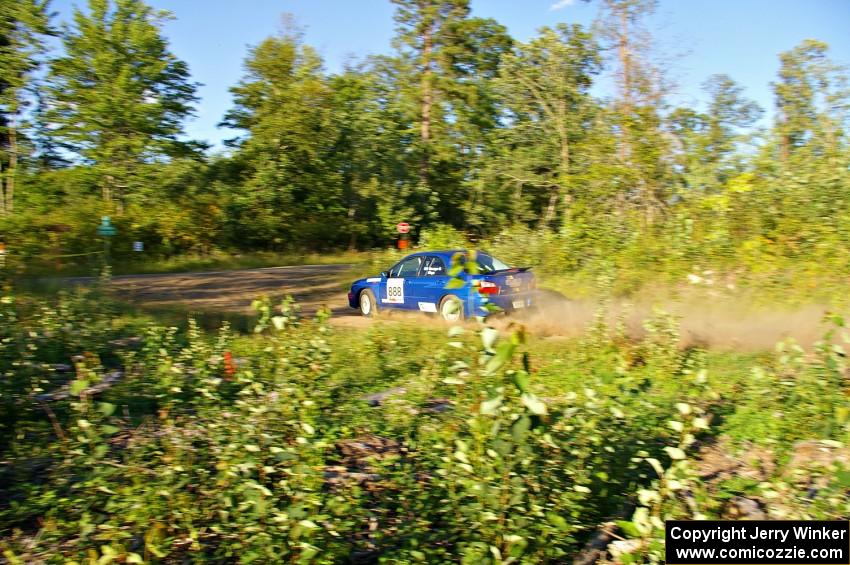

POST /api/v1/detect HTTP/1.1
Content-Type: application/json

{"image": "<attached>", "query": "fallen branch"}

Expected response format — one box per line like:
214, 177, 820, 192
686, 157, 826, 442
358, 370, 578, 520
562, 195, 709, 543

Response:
35, 370, 124, 403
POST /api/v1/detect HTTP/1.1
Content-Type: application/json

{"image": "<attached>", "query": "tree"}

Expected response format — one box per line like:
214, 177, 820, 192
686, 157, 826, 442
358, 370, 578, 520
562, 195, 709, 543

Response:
392, 0, 468, 191
492, 24, 601, 230
773, 39, 849, 162
0, 0, 51, 215
45, 0, 198, 209
327, 65, 413, 248
594, 0, 673, 225
755, 40, 850, 258
390, 0, 511, 226
220, 28, 341, 248
669, 74, 761, 191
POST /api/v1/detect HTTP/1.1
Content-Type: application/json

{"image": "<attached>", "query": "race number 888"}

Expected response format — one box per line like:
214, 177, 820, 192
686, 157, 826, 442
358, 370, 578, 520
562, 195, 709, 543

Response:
387, 280, 404, 302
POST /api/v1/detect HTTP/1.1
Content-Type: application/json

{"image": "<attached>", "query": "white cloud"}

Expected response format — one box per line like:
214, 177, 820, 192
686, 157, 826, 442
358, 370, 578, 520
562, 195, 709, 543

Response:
549, 0, 576, 10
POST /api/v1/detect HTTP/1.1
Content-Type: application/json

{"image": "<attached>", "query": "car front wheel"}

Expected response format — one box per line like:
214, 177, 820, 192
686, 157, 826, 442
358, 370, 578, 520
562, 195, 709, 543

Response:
359, 289, 378, 317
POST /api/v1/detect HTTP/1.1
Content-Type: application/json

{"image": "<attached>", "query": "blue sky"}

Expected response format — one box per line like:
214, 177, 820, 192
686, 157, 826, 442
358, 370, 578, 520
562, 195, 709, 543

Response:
50, 0, 850, 151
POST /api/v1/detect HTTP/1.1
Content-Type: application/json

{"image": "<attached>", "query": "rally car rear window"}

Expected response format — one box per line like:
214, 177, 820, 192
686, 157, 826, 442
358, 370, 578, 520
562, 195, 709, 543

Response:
477, 253, 510, 273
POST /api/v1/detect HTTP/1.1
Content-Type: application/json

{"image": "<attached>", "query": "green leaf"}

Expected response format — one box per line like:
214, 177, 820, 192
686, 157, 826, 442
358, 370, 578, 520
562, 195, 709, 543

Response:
521, 393, 547, 415
445, 278, 466, 289
70, 379, 89, 396
617, 520, 642, 539
98, 402, 116, 417
487, 341, 516, 373
546, 512, 569, 531
447, 326, 465, 337
511, 415, 531, 442
834, 470, 850, 488
484, 355, 507, 376
100, 424, 120, 435
481, 327, 499, 351
511, 371, 530, 393
480, 395, 503, 415
645, 458, 665, 477
664, 446, 686, 460
298, 545, 320, 563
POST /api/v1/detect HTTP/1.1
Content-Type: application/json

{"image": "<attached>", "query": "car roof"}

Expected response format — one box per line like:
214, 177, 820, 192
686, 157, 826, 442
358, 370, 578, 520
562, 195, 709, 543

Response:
401, 250, 479, 260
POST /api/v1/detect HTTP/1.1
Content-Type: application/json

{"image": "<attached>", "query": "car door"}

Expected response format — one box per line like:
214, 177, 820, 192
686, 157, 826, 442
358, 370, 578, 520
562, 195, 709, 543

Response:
383, 255, 424, 310
416, 255, 449, 313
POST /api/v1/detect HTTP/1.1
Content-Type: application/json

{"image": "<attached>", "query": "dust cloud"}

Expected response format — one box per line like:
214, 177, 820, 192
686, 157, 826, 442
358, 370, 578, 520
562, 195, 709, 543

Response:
512, 289, 842, 351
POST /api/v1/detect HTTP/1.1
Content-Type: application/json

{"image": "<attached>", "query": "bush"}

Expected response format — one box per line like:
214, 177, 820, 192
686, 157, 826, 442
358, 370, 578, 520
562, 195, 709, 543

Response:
0, 291, 848, 563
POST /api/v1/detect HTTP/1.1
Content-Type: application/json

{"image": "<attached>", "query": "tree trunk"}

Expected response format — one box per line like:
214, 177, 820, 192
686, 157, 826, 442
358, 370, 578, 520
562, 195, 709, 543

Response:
347, 204, 357, 251
7, 123, 17, 213
558, 137, 571, 231
0, 159, 6, 216
557, 98, 570, 230
617, 7, 632, 163
420, 19, 433, 189
542, 189, 559, 229
103, 175, 113, 205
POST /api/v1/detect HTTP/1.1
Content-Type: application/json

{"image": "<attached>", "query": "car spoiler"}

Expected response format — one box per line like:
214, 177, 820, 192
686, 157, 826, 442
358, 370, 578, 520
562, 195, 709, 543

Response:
493, 266, 532, 274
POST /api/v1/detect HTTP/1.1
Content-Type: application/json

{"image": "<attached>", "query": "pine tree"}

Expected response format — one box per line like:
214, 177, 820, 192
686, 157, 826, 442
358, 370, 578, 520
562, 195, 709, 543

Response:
594, 0, 673, 226
390, 0, 511, 226
0, 0, 51, 214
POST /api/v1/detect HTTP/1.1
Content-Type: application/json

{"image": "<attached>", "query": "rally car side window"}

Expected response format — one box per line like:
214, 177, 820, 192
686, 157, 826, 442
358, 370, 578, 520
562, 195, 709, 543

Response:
422, 256, 446, 276
389, 256, 423, 278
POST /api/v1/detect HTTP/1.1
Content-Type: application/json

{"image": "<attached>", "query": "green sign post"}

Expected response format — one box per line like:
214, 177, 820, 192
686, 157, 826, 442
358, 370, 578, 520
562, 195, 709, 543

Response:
96, 216, 117, 267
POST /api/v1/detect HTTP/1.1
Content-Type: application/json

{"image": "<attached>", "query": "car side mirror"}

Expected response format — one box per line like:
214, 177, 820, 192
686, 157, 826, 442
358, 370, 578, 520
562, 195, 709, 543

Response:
380, 271, 388, 278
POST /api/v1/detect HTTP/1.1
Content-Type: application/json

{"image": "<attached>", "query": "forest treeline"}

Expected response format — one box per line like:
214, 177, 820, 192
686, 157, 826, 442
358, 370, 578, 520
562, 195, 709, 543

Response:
1, 0, 848, 287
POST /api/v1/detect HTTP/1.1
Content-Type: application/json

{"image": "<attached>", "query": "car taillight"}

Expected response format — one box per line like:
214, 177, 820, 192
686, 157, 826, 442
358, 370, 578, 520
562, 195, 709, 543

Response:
478, 281, 499, 295
348, 291, 354, 301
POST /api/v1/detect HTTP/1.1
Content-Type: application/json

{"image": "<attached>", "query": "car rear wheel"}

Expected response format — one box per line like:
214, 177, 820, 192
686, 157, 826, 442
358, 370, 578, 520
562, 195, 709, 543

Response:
439, 295, 464, 322
359, 289, 378, 317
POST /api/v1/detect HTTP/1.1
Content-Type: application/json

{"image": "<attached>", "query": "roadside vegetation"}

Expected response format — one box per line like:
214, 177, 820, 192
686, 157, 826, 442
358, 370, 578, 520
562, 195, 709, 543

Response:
1, 286, 848, 563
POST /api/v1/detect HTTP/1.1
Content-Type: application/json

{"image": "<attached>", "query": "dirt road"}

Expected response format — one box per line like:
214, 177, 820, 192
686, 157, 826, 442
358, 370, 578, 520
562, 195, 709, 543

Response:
75, 264, 359, 318
66, 264, 841, 349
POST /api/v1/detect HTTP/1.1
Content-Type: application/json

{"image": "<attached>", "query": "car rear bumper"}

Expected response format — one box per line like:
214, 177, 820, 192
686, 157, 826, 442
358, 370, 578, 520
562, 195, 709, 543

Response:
474, 292, 535, 316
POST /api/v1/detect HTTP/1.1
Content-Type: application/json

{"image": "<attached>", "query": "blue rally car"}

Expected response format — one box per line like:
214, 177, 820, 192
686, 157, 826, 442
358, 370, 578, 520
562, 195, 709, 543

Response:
347, 250, 535, 321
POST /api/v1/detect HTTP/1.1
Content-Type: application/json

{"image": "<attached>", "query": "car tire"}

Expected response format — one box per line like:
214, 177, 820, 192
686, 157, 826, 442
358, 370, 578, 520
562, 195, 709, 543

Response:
439, 295, 465, 322
359, 289, 378, 317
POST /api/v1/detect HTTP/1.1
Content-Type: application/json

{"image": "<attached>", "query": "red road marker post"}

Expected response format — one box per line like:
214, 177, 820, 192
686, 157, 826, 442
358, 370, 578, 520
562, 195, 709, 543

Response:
396, 222, 411, 250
